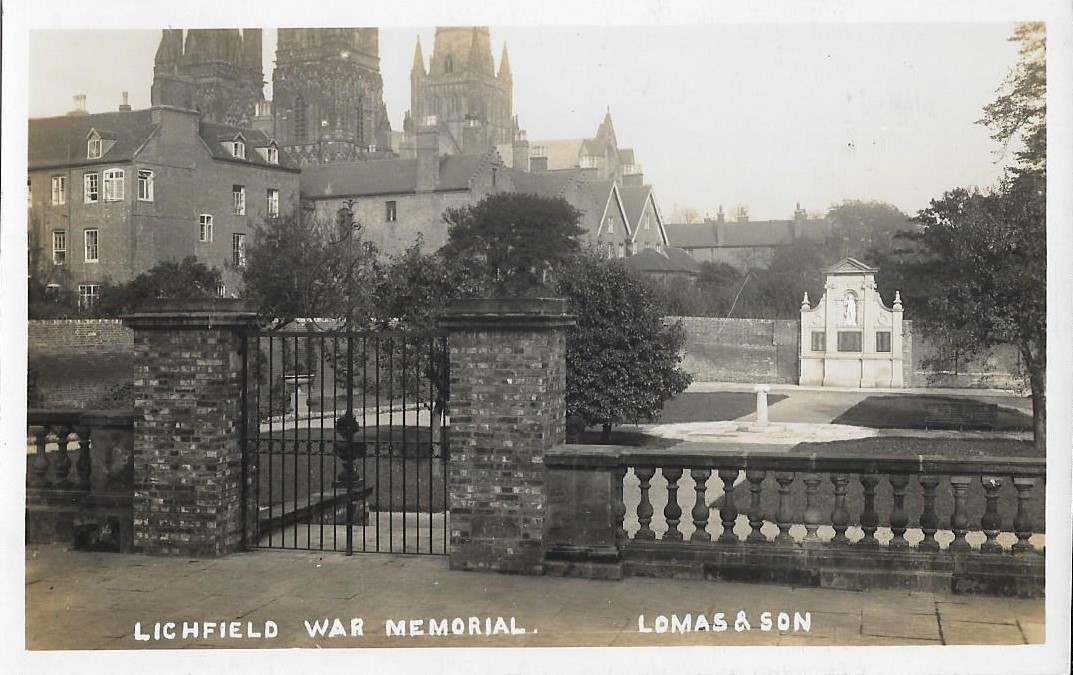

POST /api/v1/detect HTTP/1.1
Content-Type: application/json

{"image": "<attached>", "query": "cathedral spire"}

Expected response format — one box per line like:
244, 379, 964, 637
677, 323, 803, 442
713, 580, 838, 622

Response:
412, 36, 426, 76
498, 43, 512, 80
467, 28, 485, 74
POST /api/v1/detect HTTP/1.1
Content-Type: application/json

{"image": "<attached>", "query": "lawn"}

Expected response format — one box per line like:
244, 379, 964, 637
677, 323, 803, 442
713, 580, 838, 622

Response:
832, 394, 1032, 431
656, 392, 788, 424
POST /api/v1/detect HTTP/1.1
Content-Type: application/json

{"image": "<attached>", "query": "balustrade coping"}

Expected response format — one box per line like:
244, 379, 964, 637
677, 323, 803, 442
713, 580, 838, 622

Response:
546, 443, 1045, 476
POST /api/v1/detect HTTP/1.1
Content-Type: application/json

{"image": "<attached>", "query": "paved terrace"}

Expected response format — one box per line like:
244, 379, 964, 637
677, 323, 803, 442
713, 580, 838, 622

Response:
25, 544, 1044, 650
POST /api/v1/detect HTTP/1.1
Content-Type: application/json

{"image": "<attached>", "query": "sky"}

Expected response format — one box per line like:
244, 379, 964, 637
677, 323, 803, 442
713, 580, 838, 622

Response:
28, 23, 1023, 221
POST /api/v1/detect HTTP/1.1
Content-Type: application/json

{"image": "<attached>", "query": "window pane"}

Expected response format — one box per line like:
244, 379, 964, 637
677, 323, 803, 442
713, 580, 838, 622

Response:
84, 229, 99, 262
138, 170, 154, 201
52, 231, 66, 264
233, 186, 245, 215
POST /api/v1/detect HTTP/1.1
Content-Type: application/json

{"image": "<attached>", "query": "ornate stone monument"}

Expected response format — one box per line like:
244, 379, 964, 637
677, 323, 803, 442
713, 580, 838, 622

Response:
799, 257, 904, 388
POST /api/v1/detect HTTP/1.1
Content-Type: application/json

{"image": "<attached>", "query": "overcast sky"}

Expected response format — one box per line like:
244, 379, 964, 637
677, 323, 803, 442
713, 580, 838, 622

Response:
29, 23, 1022, 221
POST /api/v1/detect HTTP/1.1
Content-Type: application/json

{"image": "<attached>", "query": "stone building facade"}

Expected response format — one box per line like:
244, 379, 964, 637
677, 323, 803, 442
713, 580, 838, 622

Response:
270, 28, 393, 165
151, 29, 265, 128
401, 27, 515, 157
28, 105, 300, 299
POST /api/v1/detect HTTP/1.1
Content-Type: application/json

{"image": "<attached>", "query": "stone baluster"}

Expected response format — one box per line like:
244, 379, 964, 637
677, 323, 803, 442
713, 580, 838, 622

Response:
75, 423, 93, 491
745, 470, 767, 543
52, 428, 74, 488
948, 475, 972, 552
888, 474, 910, 549
32, 426, 51, 488
829, 473, 850, 545
918, 475, 941, 551
980, 475, 1005, 553
859, 473, 880, 546
634, 467, 656, 541
612, 466, 628, 547
690, 469, 711, 542
802, 473, 823, 543
1011, 477, 1037, 554
774, 472, 795, 545
662, 467, 684, 541
718, 469, 739, 543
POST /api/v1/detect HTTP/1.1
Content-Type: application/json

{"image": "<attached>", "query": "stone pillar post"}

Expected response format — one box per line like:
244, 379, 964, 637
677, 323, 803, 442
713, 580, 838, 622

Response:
125, 299, 259, 557
438, 298, 574, 574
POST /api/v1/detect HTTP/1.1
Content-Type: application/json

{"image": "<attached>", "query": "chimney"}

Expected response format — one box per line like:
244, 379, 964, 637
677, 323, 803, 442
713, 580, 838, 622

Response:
530, 145, 548, 172
416, 116, 440, 192
511, 129, 530, 171
119, 91, 132, 112
67, 94, 88, 116
735, 205, 749, 223
461, 114, 484, 154
793, 201, 808, 238
716, 205, 726, 223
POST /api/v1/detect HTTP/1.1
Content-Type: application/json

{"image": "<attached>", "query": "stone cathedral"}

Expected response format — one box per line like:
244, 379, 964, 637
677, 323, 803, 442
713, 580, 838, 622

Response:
401, 27, 516, 157
152, 28, 393, 166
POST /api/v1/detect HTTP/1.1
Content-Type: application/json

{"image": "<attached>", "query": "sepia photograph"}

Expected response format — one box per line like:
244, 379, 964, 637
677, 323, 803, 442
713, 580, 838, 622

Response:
2, 2, 1071, 674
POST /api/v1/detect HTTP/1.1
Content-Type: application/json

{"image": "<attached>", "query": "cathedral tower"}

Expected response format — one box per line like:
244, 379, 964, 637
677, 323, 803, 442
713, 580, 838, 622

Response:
151, 29, 265, 127
272, 28, 393, 165
406, 27, 514, 156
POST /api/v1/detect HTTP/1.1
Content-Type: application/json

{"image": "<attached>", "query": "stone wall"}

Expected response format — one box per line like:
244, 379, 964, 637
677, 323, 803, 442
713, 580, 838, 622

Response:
669, 317, 799, 384
673, 316, 1023, 389
28, 319, 135, 407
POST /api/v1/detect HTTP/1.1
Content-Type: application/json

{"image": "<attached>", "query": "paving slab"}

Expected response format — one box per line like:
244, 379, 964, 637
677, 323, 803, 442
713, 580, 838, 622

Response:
22, 545, 1046, 651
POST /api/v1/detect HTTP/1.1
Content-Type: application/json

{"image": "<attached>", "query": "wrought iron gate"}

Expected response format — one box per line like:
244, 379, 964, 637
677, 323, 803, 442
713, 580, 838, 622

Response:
240, 327, 449, 555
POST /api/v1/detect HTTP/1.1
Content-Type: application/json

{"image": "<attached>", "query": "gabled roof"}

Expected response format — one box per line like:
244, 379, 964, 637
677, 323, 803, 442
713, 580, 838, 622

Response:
30, 110, 159, 169
663, 222, 718, 248
300, 152, 493, 198
198, 121, 299, 170
576, 179, 625, 235
618, 185, 652, 231
824, 257, 878, 274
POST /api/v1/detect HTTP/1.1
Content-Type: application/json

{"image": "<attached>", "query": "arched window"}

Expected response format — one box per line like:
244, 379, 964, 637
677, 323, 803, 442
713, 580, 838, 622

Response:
445, 54, 454, 73
355, 103, 365, 146
294, 97, 308, 143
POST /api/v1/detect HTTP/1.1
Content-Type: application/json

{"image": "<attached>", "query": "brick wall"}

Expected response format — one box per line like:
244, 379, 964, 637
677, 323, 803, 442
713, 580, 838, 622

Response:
441, 298, 572, 574
128, 303, 258, 557
28, 319, 134, 407
670, 316, 799, 384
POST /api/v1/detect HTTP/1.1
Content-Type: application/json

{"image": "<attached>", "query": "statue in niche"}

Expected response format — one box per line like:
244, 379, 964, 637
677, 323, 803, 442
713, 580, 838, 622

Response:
843, 291, 857, 326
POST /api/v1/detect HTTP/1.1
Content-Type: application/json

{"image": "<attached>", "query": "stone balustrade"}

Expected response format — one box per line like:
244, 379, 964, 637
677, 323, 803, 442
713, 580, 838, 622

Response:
26, 409, 135, 551
545, 445, 1045, 595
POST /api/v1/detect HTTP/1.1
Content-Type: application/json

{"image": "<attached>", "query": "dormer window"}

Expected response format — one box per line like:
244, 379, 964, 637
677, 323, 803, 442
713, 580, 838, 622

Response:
267, 146, 278, 164
87, 135, 102, 159
231, 140, 246, 159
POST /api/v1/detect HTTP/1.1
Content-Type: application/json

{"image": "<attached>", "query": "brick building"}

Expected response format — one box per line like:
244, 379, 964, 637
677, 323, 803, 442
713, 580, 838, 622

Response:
28, 104, 300, 302
664, 204, 827, 270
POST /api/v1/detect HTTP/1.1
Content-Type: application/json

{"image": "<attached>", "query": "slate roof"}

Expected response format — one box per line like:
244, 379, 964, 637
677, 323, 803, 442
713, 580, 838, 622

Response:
29, 109, 158, 169
300, 153, 489, 198
29, 107, 299, 172
199, 121, 300, 171
508, 168, 577, 200
575, 179, 619, 232
623, 247, 700, 276
664, 219, 827, 249
618, 148, 636, 166
618, 184, 652, 231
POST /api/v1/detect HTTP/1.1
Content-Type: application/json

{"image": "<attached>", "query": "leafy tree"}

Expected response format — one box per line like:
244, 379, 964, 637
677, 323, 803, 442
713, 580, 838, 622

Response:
824, 200, 917, 263
556, 252, 692, 440
97, 256, 223, 315
440, 193, 584, 296
900, 23, 1046, 448
241, 206, 380, 328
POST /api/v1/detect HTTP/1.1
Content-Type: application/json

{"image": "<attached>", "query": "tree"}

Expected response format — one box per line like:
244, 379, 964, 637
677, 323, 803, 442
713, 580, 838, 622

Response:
902, 23, 1046, 448
440, 193, 584, 296
824, 200, 917, 263
241, 206, 380, 328
556, 252, 692, 440
97, 257, 223, 315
